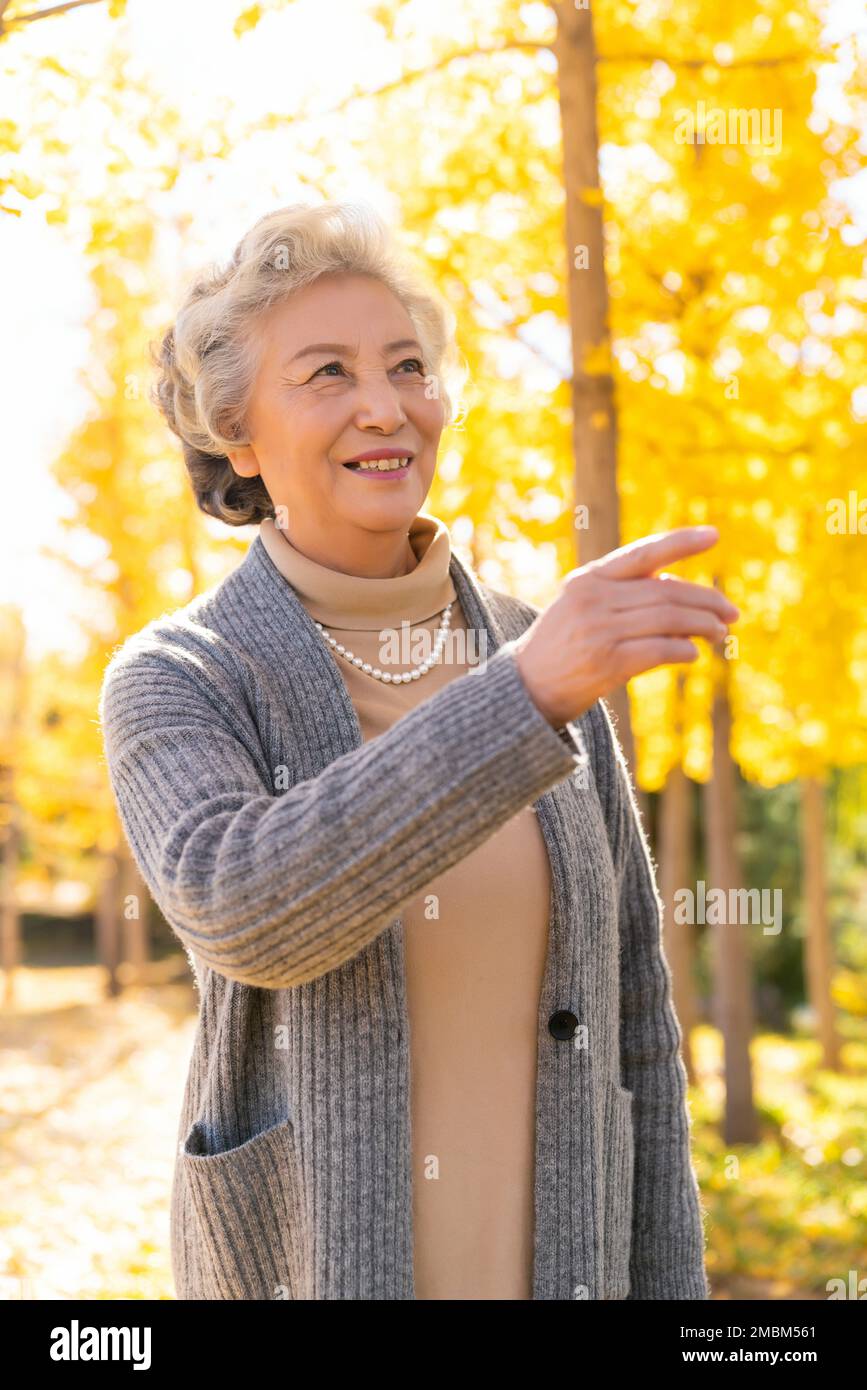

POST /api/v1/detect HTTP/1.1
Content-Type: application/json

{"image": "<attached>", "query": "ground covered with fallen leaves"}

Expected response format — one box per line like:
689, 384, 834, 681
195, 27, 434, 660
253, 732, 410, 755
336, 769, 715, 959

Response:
1, 962, 194, 1300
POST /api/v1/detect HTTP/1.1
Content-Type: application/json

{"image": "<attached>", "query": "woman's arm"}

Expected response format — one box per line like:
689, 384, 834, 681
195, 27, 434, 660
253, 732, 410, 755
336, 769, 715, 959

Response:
593, 699, 711, 1300
99, 631, 586, 991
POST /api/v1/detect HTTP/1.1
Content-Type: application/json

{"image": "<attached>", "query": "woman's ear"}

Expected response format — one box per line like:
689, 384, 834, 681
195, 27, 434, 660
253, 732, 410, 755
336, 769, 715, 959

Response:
226, 444, 261, 478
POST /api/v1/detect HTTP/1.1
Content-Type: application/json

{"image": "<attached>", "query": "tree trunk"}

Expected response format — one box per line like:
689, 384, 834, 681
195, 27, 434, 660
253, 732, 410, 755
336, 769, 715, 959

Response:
120, 842, 150, 984
96, 848, 122, 998
801, 776, 841, 1070
553, 0, 640, 800
0, 609, 25, 1006
1, 815, 20, 1007
703, 650, 757, 1144
660, 763, 698, 1083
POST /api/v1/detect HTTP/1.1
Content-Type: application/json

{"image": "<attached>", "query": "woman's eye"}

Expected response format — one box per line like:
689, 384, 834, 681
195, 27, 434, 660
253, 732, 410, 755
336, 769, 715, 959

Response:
310, 357, 424, 380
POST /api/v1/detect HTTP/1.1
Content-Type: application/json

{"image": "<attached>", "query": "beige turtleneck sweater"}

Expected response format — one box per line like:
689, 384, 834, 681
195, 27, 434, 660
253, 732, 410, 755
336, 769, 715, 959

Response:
259, 511, 553, 1300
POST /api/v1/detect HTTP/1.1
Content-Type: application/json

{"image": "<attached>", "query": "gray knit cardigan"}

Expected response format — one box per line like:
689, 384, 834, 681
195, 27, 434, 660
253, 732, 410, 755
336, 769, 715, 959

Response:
98, 530, 710, 1301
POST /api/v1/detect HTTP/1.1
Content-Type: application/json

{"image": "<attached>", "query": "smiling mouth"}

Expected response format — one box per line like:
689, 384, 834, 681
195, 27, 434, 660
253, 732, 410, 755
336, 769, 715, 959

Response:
342, 456, 413, 473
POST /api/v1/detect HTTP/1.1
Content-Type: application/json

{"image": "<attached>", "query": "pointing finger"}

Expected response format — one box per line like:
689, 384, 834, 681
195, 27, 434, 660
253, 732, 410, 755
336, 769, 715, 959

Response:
594, 526, 720, 581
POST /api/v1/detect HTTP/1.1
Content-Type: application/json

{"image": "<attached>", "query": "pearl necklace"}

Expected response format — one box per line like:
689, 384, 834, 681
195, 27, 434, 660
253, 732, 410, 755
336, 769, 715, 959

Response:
314, 602, 454, 683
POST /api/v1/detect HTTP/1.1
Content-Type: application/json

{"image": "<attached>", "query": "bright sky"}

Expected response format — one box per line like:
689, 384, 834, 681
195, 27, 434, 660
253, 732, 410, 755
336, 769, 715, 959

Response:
2, 0, 865, 660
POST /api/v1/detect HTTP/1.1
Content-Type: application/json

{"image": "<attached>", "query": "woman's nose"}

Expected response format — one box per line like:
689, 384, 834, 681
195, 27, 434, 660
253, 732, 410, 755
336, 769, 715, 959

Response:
351, 371, 408, 429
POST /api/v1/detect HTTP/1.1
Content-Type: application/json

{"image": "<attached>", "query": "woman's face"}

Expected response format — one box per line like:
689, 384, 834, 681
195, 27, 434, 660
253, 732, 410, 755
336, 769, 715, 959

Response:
227, 272, 445, 566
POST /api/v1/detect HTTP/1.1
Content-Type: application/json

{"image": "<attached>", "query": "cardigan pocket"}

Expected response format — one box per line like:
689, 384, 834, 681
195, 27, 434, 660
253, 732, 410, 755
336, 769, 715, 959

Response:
177, 1116, 308, 1300
601, 1081, 635, 1299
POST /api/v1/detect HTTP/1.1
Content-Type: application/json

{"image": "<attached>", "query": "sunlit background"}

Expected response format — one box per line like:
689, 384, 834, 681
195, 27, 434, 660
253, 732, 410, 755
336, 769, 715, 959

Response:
1, 0, 866, 1300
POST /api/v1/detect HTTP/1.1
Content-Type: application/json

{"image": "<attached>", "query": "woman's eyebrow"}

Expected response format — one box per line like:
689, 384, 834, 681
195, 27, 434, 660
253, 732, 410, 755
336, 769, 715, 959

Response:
285, 337, 423, 365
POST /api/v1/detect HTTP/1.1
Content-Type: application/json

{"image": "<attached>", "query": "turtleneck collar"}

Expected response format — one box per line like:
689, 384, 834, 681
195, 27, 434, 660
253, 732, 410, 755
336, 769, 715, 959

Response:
258, 511, 457, 630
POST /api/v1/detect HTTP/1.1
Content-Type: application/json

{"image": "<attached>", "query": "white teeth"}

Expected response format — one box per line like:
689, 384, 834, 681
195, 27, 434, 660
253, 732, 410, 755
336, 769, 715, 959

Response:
356, 456, 410, 471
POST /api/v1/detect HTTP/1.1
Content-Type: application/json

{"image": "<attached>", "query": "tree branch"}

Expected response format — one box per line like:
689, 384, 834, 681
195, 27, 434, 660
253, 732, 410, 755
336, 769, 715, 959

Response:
1, 0, 105, 35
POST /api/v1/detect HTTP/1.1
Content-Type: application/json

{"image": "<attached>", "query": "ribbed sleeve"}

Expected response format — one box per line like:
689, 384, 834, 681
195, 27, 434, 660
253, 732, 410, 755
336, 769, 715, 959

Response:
98, 631, 587, 991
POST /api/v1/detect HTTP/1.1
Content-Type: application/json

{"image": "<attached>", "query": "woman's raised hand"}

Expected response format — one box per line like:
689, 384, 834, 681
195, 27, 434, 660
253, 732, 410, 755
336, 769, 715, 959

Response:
512, 525, 740, 728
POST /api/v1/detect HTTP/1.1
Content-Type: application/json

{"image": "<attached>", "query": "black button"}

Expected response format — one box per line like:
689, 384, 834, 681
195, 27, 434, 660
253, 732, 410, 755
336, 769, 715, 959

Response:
548, 1009, 578, 1041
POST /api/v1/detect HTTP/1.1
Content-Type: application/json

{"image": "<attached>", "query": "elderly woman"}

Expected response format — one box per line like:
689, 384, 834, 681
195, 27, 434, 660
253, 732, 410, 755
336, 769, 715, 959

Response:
99, 201, 735, 1302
